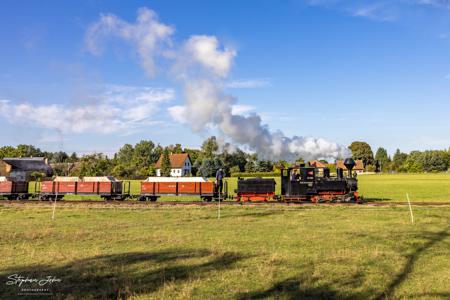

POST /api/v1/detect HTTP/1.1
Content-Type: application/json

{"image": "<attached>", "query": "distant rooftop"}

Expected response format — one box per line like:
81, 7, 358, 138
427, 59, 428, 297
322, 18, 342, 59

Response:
155, 153, 191, 168
2, 157, 53, 174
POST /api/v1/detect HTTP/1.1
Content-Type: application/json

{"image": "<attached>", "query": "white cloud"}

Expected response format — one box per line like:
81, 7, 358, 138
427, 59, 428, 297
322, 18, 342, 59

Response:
0, 85, 174, 134
417, 0, 450, 9
307, 1, 398, 21
352, 4, 386, 19
231, 104, 255, 115
182, 35, 236, 78
225, 79, 270, 89
167, 105, 187, 124
85, 7, 174, 77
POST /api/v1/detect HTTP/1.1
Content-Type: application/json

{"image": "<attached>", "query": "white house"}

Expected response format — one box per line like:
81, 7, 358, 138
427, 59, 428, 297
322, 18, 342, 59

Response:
155, 153, 192, 177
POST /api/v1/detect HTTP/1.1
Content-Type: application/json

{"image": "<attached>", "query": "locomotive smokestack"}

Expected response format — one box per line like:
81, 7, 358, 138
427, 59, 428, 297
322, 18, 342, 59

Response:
344, 158, 355, 178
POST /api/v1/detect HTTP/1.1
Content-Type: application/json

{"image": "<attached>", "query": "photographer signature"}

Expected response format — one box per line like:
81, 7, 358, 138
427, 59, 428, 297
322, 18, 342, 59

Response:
6, 274, 62, 287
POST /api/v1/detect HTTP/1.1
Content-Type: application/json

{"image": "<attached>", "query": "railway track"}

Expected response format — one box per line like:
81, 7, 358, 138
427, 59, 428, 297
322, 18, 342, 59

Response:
1, 199, 449, 207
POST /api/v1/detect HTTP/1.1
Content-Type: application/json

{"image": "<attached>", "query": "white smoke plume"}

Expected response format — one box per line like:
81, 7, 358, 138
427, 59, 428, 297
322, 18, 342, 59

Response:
87, 7, 349, 161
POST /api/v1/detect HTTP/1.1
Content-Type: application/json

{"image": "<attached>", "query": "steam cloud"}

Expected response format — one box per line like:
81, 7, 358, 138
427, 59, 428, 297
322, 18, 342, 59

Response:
86, 8, 349, 161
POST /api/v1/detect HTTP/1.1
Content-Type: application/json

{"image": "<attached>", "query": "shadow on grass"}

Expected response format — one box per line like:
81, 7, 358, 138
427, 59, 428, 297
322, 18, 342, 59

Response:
200, 209, 286, 220
0, 249, 247, 299
363, 197, 392, 202
237, 270, 376, 299
239, 226, 450, 300
375, 225, 450, 300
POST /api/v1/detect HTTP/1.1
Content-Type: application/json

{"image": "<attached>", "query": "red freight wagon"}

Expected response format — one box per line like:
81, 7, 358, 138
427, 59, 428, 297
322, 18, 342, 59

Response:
83, 177, 124, 197
40, 177, 80, 200
139, 177, 226, 202
39, 176, 128, 200
0, 177, 29, 200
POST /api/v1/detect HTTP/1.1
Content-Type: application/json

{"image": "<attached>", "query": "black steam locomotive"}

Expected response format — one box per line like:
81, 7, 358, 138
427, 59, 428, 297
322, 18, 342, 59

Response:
235, 158, 360, 203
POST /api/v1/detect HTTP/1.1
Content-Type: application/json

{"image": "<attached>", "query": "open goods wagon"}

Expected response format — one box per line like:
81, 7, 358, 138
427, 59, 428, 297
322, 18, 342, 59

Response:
39, 176, 129, 200
0, 176, 29, 200
139, 177, 228, 201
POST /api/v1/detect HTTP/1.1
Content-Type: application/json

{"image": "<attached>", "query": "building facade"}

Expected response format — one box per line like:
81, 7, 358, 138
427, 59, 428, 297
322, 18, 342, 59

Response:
1, 157, 53, 181
155, 153, 192, 177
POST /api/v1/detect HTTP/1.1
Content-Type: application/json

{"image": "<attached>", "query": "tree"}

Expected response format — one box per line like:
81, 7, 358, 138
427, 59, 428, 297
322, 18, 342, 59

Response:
393, 149, 408, 171
197, 157, 223, 177
0, 146, 19, 158
219, 147, 247, 174
51, 151, 69, 163
230, 165, 241, 175
76, 154, 112, 176
16, 144, 43, 157
419, 150, 448, 172
403, 151, 423, 173
29, 171, 46, 181
245, 161, 256, 172
161, 148, 171, 177
116, 144, 134, 165
133, 140, 159, 169
201, 136, 218, 160
256, 160, 273, 172
68, 152, 78, 163
349, 141, 374, 167
170, 143, 183, 154
375, 147, 390, 172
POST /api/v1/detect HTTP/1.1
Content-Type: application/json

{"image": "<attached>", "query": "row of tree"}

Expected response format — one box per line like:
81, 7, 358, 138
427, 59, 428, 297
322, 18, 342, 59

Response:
1, 139, 449, 178
349, 141, 450, 172
0, 138, 278, 178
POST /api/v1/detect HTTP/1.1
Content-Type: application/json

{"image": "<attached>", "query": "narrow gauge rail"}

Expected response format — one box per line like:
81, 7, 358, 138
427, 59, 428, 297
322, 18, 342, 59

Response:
1, 200, 449, 206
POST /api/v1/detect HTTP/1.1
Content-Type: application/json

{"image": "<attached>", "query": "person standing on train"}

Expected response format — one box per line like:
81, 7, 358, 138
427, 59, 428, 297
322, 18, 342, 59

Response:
215, 168, 224, 195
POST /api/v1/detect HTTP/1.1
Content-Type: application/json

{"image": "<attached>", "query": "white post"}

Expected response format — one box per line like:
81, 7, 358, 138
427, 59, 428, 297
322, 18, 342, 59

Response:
406, 193, 414, 224
218, 187, 221, 220
52, 191, 58, 220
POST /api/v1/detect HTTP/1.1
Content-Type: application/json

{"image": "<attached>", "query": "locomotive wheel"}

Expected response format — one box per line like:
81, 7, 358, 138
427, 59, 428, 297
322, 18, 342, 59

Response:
202, 197, 212, 202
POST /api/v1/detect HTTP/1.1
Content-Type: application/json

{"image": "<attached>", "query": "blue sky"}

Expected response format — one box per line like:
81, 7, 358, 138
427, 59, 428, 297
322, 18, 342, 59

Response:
1, 0, 449, 157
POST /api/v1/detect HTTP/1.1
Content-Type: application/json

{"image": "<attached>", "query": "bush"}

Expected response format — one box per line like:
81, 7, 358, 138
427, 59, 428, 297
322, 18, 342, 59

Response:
230, 166, 241, 175
365, 164, 376, 172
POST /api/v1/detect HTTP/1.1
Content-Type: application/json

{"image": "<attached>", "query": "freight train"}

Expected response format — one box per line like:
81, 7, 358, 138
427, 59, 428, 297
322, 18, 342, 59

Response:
0, 158, 360, 203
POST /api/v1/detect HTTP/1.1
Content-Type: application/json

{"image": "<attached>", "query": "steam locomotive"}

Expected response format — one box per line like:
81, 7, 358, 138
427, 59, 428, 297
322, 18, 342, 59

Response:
235, 158, 360, 203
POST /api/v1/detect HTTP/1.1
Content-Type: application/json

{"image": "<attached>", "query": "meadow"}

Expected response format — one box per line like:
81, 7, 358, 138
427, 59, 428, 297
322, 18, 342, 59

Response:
357, 173, 450, 202
0, 205, 448, 299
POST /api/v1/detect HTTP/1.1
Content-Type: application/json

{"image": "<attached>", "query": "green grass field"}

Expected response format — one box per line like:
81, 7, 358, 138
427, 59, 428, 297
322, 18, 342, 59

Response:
357, 174, 450, 202
25, 173, 450, 202
0, 205, 448, 299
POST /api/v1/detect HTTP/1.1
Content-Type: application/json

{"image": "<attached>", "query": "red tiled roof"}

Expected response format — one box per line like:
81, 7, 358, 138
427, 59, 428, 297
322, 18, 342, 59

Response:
309, 160, 328, 168
335, 160, 364, 170
155, 153, 190, 168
